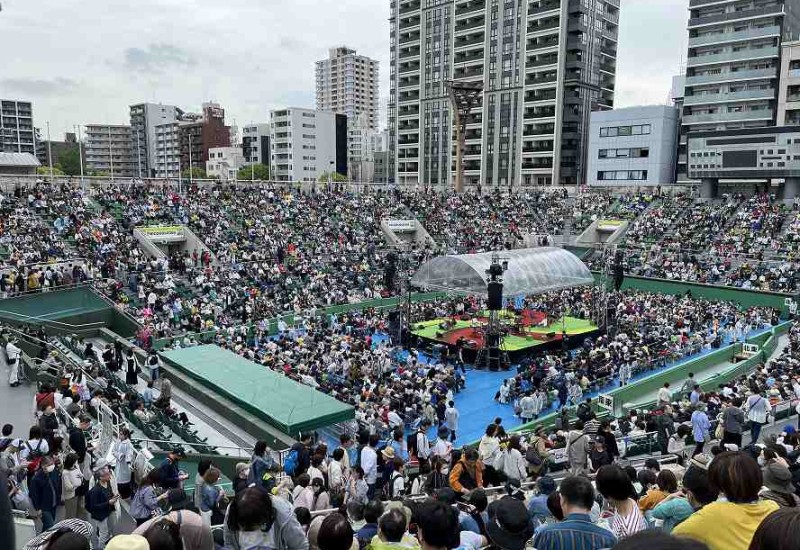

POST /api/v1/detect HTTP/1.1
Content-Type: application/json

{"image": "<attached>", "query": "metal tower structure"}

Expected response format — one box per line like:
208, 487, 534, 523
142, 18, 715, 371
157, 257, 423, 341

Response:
446, 81, 482, 193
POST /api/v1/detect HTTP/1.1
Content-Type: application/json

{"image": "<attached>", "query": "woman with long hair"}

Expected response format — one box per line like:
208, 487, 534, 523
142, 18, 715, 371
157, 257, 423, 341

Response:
595, 464, 647, 540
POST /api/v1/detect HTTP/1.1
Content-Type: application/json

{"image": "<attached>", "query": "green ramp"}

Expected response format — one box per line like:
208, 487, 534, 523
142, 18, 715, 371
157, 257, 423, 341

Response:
160, 345, 354, 436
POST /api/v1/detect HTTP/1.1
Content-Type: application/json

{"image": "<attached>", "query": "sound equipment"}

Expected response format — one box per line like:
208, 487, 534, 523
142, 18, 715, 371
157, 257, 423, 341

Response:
488, 281, 503, 310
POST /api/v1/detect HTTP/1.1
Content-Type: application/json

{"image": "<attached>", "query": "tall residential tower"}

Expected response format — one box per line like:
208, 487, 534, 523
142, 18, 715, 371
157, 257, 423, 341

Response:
388, 0, 619, 188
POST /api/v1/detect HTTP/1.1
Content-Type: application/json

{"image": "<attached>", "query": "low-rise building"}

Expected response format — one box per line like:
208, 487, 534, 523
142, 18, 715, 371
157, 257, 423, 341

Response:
84, 124, 135, 177
269, 107, 347, 182
206, 146, 245, 180
587, 106, 679, 186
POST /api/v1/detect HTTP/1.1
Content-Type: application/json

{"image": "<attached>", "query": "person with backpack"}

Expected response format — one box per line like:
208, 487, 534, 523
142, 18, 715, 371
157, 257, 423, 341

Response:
21, 426, 49, 484
37, 407, 59, 449
286, 433, 312, 478
29, 456, 61, 532
566, 421, 591, 477
387, 458, 406, 500
249, 441, 278, 492
526, 425, 550, 479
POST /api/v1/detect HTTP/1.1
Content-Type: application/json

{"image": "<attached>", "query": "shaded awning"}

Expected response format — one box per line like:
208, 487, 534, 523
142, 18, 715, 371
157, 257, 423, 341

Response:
410, 247, 594, 297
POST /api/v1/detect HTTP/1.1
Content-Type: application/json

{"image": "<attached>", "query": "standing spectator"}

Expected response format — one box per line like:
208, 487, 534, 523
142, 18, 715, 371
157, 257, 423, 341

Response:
444, 402, 459, 443
360, 435, 378, 500
86, 462, 118, 548
721, 398, 745, 447
478, 424, 501, 485
595, 465, 648, 540
655, 407, 676, 455
346, 467, 369, 505
145, 350, 160, 382
192, 459, 214, 510
502, 435, 527, 483
691, 403, 710, 456
746, 391, 769, 444
29, 456, 61, 532
61, 453, 84, 520
673, 452, 778, 550
657, 383, 672, 406
158, 447, 187, 490
248, 441, 277, 492
130, 470, 168, 526
113, 429, 134, 500
533, 476, 617, 550
415, 420, 432, 470
431, 427, 452, 466
589, 437, 613, 472
566, 421, 591, 476
6, 338, 22, 387
124, 349, 139, 386
233, 463, 250, 495
199, 468, 224, 527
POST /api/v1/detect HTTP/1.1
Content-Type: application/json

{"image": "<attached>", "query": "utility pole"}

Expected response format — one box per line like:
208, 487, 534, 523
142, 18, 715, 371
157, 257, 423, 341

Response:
46, 121, 53, 179
75, 125, 85, 190
108, 125, 114, 180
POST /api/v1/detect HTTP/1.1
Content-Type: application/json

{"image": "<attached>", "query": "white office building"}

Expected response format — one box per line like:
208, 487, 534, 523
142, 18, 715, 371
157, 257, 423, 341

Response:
269, 107, 347, 182
587, 105, 679, 186
206, 146, 245, 180
153, 122, 181, 178
242, 123, 271, 166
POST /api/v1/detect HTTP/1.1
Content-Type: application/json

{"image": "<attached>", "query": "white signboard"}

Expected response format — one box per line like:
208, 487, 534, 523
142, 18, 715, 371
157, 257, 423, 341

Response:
386, 219, 416, 232
598, 394, 614, 411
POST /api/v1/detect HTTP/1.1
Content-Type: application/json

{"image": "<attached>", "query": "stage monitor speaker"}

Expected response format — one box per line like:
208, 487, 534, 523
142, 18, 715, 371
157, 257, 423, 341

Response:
487, 281, 503, 310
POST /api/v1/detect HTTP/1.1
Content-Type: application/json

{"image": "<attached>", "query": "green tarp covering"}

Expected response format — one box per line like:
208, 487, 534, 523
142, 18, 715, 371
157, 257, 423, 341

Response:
159, 345, 354, 436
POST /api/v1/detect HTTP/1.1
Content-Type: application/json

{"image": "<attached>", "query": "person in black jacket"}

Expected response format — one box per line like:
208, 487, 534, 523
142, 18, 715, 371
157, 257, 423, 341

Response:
290, 433, 313, 477
158, 447, 187, 490
599, 420, 620, 458
86, 463, 118, 547
29, 456, 61, 532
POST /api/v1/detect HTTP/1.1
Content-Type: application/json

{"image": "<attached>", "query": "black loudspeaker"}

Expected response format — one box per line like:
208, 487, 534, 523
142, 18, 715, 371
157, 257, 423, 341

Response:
487, 282, 503, 310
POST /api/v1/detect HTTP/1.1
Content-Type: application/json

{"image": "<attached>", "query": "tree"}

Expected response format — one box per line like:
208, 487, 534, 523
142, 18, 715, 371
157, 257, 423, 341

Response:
318, 171, 347, 183
181, 167, 206, 179
36, 166, 65, 176
88, 170, 109, 177
57, 148, 83, 176
237, 164, 270, 181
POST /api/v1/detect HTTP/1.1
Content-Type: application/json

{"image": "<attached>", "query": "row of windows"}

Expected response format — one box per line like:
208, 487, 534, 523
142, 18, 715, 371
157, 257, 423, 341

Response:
597, 170, 649, 181
598, 147, 649, 159
599, 124, 652, 137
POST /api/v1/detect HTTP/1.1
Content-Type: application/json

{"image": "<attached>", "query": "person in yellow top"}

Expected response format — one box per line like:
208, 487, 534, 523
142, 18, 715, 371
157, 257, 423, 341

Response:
673, 452, 779, 550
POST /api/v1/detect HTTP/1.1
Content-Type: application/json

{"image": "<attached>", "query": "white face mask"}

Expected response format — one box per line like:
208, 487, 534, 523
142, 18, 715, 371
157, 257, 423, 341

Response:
44, 465, 55, 473
758, 457, 766, 467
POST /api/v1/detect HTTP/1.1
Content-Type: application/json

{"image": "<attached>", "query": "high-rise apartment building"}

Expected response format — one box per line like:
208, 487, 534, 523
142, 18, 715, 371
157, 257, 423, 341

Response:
778, 39, 800, 125
316, 46, 380, 180
130, 103, 184, 177
388, 0, 619, 188
678, 0, 799, 181
316, 47, 380, 127
269, 107, 347, 182
84, 124, 136, 177
1, 100, 35, 155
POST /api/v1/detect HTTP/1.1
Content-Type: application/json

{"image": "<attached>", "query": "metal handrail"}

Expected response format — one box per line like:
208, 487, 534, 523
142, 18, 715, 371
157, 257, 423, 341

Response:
0, 310, 105, 329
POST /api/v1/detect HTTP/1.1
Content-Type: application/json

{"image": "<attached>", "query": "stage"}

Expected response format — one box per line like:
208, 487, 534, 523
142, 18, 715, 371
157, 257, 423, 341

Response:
409, 311, 598, 354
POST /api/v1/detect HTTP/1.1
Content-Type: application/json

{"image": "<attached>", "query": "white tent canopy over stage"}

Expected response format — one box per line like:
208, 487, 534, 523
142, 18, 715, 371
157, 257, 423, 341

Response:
410, 247, 594, 297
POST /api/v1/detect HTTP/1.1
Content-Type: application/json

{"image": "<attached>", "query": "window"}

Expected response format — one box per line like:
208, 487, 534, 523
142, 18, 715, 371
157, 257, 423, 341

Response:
599, 124, 651, 137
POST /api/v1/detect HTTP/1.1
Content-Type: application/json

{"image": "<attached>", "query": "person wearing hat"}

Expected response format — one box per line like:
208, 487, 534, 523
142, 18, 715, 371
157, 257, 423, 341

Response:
759, 462, 800, 507
486, 496, 535, 550
21, 518, 94, 550
106, 534, 149, 550
527, 475, 557, 527
533, 476, 617, 550
159, 447, 187, 490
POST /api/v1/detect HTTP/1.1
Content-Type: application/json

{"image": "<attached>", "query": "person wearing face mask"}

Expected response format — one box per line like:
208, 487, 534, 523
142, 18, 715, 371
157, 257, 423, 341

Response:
29, 456, 62, 532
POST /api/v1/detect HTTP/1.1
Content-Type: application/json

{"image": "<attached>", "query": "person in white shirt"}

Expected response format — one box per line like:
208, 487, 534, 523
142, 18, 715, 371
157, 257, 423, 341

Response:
444, 402, 459, 443
519, 394, 535, 423
113, 429, 135, 500
657, 382, 672, 406
416, 420, 432, 467
329, 449, 345, 493
388, 459, 406, 499
431, 427, 453, 468
360, 434, 379, 499
387, 406, 404, 430
6, 339, 22, 387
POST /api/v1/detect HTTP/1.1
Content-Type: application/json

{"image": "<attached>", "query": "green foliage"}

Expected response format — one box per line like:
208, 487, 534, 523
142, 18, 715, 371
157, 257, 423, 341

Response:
36, 166, 65, 176
182, 167, 207, 179
317, 171, 347, 182
237, 164, 270, 180
57, 148, 83, 176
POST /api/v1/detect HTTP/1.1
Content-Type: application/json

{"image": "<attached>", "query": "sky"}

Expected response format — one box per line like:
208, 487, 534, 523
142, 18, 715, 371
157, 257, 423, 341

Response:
1, 0, 688, 139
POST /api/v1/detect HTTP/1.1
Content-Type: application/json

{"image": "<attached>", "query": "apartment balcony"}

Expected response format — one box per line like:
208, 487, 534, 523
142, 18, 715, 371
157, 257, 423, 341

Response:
398, 0, 421, 14
529, 17, 560, 34
525, 125, 556, 135
522, 160, 554, 170
683, 88, 775, 106
398, 61, 420, 74
688, 25, 780, 48
527, 55, 559, 68
525, 90, 558, 104
398, 46, 421, 60
524, 106, 556, 119
528, 0, 560, 16
526, 73, 558, 86
399, 90, 420, 102
687, 46, 779, 67
689, 0, 736, 6
454, 33, 485, 49
453, 66, 484, 80
682, 108, 774, 125
455, 0, 486, 17
688, 5, 785, 28
399, 30, 421, 45
455, 15, 485, 34
455, 50, 485, 65
685, 68, 776, 86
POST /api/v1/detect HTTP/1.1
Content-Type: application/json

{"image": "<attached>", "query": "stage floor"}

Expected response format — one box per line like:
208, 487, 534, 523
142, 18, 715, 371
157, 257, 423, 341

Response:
410, 314, 598, 352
